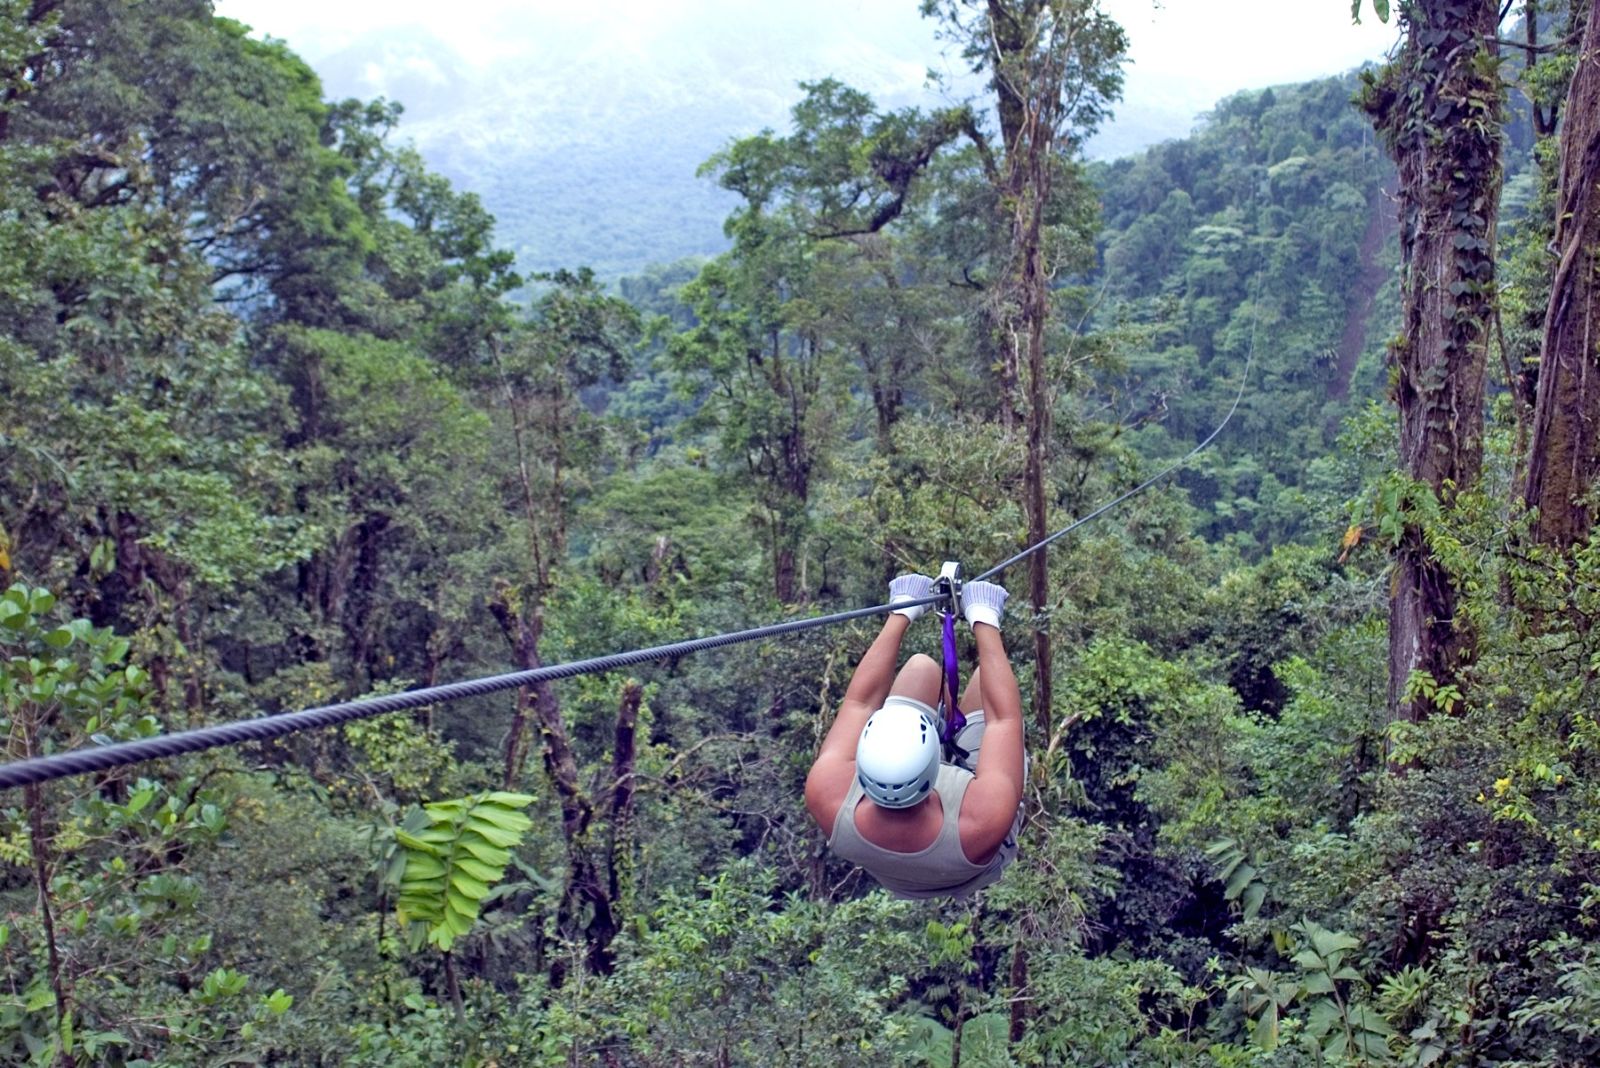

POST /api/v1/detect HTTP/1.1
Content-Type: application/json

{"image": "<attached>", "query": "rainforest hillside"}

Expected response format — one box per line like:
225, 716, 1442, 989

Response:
2, 2, 1598, 1066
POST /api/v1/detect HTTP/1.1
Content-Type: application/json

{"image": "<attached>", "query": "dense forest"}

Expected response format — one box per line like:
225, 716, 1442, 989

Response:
3, 0, 1600, 1064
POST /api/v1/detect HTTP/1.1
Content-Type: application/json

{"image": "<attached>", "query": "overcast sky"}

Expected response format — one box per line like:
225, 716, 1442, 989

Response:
214, 0, 1402, 117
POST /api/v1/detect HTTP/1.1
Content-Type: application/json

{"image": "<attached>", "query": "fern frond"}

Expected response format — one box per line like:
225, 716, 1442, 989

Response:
393, 791, 535, 952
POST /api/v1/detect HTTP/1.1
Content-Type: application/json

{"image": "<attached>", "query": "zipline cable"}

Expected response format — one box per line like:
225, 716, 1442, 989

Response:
0, 595, 944, 790
0, 306, 1257, 791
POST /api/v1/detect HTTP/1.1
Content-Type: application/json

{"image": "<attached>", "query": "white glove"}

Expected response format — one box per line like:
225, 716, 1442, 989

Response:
888, 573, 935, 621
962, 580, 1008, 630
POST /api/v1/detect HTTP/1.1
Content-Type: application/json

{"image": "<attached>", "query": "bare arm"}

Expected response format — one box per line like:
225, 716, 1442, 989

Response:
805, 614, 909, 831
960, 623, 1025, 860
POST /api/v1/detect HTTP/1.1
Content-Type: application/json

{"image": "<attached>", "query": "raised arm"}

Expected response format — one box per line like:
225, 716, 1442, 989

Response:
957, 581, 1026, 861
819, 614, 909, 759
805, 574, 932, 830
970, 625, 1025, 791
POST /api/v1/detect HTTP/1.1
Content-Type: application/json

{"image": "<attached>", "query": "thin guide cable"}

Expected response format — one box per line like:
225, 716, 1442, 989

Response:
975, 286, 1259, 582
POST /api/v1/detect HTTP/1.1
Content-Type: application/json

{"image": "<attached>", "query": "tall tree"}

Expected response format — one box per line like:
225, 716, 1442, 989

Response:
1360, 0, 1503, 727
1523, 0, 1600, 550
488, 269, 637, 785
921, 0, 1126, 738
0, 0, 331, 723
920, 1, 1124, 1047
485, 269, 641, 981
667, 212, 843, 604
689, 81, 995, 593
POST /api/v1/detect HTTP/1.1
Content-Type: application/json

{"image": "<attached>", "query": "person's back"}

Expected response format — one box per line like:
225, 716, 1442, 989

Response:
826, 731, 1020, 898
804, 576, 1025, 899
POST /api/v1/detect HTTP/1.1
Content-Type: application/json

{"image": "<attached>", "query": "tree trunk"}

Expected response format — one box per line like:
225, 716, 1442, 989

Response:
985, 0, 1061, 733
25, 783, 70, 1067
441, 951, 465, 1024
1527, 1, 1556, 137
606, 681, 642, 906
950, 989, 966, 1068
1524, 2, 1600, 550
1363, 0, 1501, 728
347, 512, 391, 687
985, 0, 1031, 430
489, 594, 638, 980
774, 541, 798, 604
1007, 941, 1030, 1044
490, 594, 546, 791
503, 686, 535, 790
16, 701, 71, 1066
1023, 180, 1054, 735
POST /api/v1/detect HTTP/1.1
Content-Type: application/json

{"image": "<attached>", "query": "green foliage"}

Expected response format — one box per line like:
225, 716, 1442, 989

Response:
1351, 0, 1392, 23
1290, 920, 1393, 1063
600, 861, 948, 1066
1206, 837, 1268, 921
0, 583, 150, 744
1508, 934, 1600, 1057
0, 584, 292, 1064
393, 791, 535, 952
1011, 947, 1195, 1064
2, 2, 1596, 1066
1091, 73, 1403, 551
1224, 921, 1396, 1064
664, 205, 851, 543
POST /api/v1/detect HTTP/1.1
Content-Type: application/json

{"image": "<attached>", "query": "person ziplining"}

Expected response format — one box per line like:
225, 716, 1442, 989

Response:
805, 571, 1025, 898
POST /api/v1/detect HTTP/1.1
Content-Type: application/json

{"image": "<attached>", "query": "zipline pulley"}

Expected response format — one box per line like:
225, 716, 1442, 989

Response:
935, 561, 967, 750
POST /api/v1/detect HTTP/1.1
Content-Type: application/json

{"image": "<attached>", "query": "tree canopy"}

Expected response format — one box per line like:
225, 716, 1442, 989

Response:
3, 2, 1600, 1066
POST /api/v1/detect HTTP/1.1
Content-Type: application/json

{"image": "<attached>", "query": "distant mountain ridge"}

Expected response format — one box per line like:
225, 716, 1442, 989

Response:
296, 16, 1227, 279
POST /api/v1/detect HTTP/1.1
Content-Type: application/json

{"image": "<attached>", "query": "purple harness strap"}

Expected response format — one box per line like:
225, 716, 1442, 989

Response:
941, 606, 966, 742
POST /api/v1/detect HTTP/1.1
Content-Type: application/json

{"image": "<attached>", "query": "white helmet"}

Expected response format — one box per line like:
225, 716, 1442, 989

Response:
856, 700, 941, 809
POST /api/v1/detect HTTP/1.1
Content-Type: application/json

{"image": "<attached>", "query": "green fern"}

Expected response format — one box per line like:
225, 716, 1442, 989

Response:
393, 791, 535, 952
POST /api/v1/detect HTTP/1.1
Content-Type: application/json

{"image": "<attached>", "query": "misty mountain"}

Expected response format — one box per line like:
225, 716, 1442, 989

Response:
303, 15, 1206, 279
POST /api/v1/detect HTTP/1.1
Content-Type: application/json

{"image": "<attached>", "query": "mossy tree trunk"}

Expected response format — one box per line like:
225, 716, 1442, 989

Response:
1362, 0, 1502, 729
1524, 2, 1600, 550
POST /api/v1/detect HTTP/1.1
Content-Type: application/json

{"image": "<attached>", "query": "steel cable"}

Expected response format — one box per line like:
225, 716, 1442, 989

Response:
0, 595, 943, 789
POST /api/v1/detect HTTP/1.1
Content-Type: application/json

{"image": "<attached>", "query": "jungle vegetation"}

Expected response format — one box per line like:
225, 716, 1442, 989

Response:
2, 1, 1600, 1065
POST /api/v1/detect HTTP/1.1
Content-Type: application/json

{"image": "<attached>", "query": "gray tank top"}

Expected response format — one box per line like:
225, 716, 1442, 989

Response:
827, 761, 1014, 899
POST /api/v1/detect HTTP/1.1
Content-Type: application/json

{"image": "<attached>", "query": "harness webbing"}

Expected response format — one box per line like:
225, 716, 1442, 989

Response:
940, 607, 966, 744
